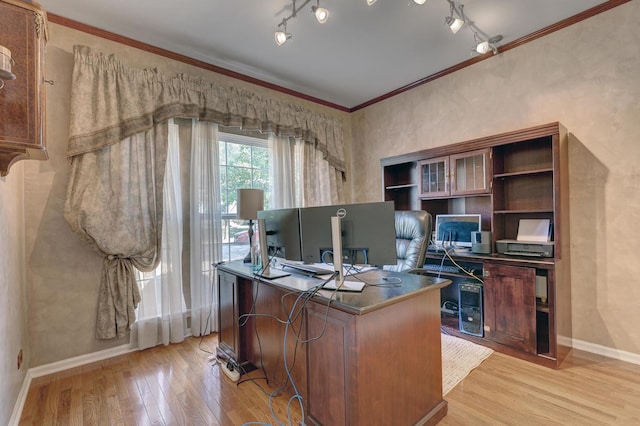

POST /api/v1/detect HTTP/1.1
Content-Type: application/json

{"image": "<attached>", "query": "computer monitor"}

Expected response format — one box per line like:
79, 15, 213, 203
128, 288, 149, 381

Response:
298, 201, 397, 267
434, 214, 481, 248
256, 208, 303, 261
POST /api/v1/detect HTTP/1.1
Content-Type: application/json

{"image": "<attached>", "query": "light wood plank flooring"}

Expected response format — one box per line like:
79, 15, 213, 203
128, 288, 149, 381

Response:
19, 334, 640, 425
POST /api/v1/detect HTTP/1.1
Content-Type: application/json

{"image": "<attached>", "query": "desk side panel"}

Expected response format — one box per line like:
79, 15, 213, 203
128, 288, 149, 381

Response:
307, 289, 446, 425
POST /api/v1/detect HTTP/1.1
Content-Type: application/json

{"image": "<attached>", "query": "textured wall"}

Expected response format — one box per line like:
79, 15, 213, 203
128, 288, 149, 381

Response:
23, 23, 351, 367
0, 162, 28, 425
350, 1, 640, 355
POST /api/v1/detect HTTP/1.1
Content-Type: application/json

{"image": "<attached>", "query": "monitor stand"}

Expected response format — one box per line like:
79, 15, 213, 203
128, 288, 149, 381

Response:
254, 218, 290, 280
321, 216, 365, 292
322, 278, 365, 292
255, 268, 290, 280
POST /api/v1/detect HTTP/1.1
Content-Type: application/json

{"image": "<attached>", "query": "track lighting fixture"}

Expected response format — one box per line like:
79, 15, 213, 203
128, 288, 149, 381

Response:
275, 0, 329, 46
444, 0, 464, 33
277, 0, 502, 56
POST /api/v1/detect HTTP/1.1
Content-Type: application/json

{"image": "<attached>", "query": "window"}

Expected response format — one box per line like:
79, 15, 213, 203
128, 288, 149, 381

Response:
134, 124, 271, 346
219, 132, 270, 262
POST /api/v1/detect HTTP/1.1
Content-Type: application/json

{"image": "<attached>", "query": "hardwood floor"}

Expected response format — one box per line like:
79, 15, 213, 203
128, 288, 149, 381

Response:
19, 334, 640, 425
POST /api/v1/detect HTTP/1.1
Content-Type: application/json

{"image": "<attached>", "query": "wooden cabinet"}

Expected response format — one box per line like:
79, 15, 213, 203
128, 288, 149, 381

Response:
0, 0, 48, 177
217, 270, 242, 362
483, 263, 537, 354
382, 156, 419, 210
381, 123, 571, 368
492, 137, 558, 249
217, 270, 256, 370
418, 148, 490, 198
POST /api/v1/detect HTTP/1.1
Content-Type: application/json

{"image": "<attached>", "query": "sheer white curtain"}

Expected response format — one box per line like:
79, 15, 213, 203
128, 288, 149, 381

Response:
133, 119, 221, 350
134, 120, 187, 350
190, 121, 222, 336
269, 134, 299, 208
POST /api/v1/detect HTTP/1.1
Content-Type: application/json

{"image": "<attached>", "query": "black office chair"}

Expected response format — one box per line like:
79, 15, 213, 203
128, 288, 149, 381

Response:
383, 210, 432, 272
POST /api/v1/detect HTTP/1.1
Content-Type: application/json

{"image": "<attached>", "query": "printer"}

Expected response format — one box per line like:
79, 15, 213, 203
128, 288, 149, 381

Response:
496, 239, 554, 258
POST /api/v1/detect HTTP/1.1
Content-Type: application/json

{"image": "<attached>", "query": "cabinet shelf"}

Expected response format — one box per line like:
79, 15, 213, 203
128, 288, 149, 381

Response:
494, 209, 554, 214
493, 168, 553, 179
420, 193, 491, 201
385, 183, 417, 190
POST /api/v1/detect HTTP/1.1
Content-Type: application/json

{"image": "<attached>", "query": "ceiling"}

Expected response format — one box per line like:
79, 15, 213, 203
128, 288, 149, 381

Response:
38, 0, 611, 110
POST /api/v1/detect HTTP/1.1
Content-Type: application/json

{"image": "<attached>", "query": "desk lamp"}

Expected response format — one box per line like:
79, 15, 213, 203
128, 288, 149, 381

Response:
237, 188, 264, 263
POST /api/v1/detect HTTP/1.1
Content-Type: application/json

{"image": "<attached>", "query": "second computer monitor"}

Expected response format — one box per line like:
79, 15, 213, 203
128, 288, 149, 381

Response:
256, 207, 303, 261
298, 201, 397, 266
434, 213, 481, 248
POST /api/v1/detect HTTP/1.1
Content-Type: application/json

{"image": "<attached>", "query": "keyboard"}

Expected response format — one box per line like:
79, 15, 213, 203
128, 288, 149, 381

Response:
422, 264, 460, 274
280, 262, 335, 276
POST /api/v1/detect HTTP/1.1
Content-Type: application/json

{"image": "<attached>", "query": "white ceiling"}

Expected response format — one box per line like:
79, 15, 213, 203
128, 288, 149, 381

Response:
38, 0, 610, 109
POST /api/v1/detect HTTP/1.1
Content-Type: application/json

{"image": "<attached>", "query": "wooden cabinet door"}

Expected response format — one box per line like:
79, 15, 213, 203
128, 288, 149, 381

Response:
418, 156, 449, 197
483, 263, 537, 354
0, 0, 48, 176
217, 271, 239, 360
450, 148, 491, 196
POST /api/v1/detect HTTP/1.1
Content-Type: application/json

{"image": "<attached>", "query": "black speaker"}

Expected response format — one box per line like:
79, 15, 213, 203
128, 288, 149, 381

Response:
459, 282, 483, 337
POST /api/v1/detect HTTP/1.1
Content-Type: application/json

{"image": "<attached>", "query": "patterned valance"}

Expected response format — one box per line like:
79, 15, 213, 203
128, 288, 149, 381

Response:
67, 45, 345, 175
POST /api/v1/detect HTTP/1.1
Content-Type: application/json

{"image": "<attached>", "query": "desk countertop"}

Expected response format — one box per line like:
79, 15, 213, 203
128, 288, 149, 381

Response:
216, 260, 451, 316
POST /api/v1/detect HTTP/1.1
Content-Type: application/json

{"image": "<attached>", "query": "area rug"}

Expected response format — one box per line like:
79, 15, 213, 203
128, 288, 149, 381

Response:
441, 333, 494, 395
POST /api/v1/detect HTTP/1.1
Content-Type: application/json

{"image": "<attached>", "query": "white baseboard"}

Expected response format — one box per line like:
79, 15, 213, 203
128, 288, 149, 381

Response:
565, 336, 640, 365
28, 344, 136, 379
8, 370, 33, 426
8, 344, 135, 426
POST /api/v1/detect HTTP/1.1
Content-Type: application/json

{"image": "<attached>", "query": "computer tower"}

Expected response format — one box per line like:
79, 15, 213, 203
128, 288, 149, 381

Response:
459, 282, 483, 337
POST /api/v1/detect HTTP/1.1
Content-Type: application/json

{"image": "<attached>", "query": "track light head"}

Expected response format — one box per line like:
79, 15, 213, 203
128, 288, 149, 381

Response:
474, 35, 503, 55
445, 16, 464, 33
475, 41, 490, 54
275, 30, 292, 46
312, 6, 329, 23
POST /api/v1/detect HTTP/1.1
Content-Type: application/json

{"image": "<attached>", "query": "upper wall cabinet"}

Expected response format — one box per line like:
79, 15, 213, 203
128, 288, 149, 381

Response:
0, 0, 48, 177
418, 148, 491, 198
380, 122, 569, 261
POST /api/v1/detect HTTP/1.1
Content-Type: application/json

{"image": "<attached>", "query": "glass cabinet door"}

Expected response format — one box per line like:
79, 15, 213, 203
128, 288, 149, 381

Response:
418, 156, 449, 197
450, 148, 491, 196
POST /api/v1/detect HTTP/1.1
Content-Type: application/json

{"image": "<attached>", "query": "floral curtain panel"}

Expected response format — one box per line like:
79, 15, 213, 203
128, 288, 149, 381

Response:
64, 125, 168, 339
65, 45, 346, 339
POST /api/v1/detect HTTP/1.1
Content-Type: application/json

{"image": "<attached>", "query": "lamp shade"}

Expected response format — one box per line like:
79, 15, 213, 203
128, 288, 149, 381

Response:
237, 188, 264, 220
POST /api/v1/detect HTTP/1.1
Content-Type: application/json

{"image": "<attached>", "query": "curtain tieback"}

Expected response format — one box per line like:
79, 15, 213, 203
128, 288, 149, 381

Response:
107, 254, 128, 260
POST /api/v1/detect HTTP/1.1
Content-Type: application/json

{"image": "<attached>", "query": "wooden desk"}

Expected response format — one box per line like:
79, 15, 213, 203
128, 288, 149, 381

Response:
216, 261, 451, 426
